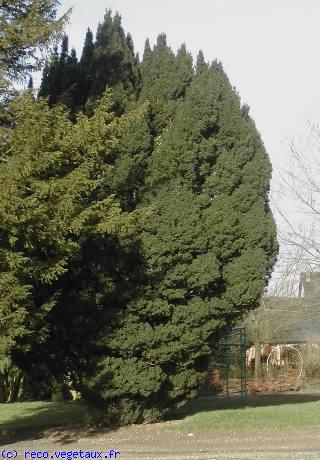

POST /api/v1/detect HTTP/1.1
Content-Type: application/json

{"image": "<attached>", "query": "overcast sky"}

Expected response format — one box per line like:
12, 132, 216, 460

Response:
57, 0, 320, 174
56, 0, 320, 284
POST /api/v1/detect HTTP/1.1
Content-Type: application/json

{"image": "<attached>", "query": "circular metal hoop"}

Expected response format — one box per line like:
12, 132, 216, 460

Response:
266, 344, 304, 383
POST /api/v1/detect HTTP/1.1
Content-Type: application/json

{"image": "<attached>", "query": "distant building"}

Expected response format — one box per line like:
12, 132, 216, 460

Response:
299, 271, 320, 298
264, 272, 320, 342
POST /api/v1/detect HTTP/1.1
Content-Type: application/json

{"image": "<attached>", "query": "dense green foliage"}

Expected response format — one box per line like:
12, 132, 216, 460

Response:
0, 0, 69, 93
39, 10, 140, 117
0, 92, 147, 380
80, 49, 277, 425
0, 0, 70, 397
1, 6, 277, 424
38, 36, 80, 116
138, 35, 193, 134
0, 0, 70, 169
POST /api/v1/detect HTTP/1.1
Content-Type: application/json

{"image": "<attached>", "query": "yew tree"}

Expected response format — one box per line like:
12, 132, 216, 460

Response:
80, 54, 278, 425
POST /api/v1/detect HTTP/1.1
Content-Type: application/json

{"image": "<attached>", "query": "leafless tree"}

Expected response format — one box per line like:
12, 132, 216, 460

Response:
243, 114, 320, 377
271, 112, 320, 296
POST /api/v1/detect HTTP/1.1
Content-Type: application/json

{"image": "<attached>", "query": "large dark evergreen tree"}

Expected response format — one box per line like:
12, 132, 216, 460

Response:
80, 56, 278, 425
39, 10, 140, 116
38, 37, 81, 117
138, 34, 193, 135
77, 28, 95, 109
88, 10, 140, 113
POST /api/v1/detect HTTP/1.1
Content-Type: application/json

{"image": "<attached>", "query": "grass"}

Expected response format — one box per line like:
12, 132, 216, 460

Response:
0, 401, 86, 436
2, 394, 320, 438
165, 394, 320, 431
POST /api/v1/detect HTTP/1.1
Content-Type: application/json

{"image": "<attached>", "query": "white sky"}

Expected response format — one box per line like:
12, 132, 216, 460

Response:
57, 0, 320, 286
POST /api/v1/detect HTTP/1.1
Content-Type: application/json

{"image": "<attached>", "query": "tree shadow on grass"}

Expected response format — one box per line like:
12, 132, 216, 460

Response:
0, 401, 115, 446
3, 394, 320, 445
166, 393, 320, 421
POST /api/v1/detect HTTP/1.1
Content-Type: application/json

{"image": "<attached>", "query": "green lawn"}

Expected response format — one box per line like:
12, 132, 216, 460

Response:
166, 394, 320, 431
0, 401, 86, 435
1, 395, 320, 437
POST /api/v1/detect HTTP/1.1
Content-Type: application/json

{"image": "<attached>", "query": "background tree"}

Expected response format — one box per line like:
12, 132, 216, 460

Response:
243, 250, 320, 378
0, 0, 70, 399
89, 11, 140, 112
38, 36, 80, 117
273, 117, 320, 285
39, 10, 140, 116
0, 91, 147, 388
78, 29, 95, 109
258, 112, 320, 353
0, 0, 70, 169
0, 0, 70, 93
